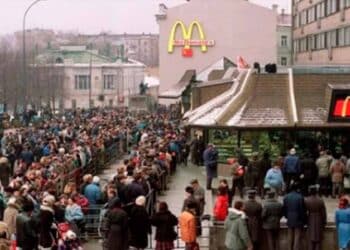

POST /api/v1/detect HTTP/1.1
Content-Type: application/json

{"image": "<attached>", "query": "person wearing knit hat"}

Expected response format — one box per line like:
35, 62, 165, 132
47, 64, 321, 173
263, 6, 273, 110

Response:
3, 197, 19, 238
129, 195, 151, 249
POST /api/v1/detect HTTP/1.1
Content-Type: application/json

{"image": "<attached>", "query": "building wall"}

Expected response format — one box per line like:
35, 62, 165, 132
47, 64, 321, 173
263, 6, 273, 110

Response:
158, 0, 277, 93
62, 64, 144, 109
277, 25, 293, 66
293, 0, 350, 65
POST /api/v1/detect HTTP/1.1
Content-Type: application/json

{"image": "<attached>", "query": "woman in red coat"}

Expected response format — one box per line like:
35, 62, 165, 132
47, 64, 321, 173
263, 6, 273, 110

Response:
214, 186, 229, 221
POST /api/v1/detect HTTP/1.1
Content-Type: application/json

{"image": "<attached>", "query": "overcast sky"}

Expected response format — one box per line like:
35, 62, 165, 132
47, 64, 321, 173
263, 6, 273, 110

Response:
0, 0, 289, 35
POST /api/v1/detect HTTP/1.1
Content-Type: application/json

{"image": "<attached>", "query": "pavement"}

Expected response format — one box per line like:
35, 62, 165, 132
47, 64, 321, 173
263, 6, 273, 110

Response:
84, 161, 340, 249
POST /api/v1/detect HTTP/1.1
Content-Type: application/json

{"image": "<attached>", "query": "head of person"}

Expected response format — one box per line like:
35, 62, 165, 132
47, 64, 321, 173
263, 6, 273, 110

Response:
135, 195, 146, 207
234, 200, 244, 212
219, 179, 228, 187
247, 190, 257, 200
185, 186, 194, 197
22, 199, 34, 214
186, 201, 197, 215
290, 148, 296, 156
108, 197, 122, 209
309, 185, 318, 196
42, 194, 56, 208
83, 174, 93, 184
339, 196, 349, 209
158, 201, 168, 213
92, 176, 100, 185
190, 179, 199, 189
273, 156, 284, 168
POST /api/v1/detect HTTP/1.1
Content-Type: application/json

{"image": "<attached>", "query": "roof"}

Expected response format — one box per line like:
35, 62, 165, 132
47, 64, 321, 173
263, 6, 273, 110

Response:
187, 71, 350, 128
277, 13, 292, 27
159, 70, 196, 98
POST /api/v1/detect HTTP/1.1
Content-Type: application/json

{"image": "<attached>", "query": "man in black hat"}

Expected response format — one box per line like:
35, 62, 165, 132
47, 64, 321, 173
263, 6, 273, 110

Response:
262, 191, 283, 250
283, 181, 307, 250
244, 190, 262, 250
304, 185, 327, 250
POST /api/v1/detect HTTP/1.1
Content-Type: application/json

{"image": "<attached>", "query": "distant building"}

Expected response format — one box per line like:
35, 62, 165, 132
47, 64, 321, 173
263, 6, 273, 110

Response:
292, 0, 350, 65
35, 45, 145, 109
74, 33, 159, 67
276, 6, 293, 67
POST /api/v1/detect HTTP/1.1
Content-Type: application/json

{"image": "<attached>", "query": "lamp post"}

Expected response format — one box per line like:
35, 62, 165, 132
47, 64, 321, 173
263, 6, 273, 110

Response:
23, 0, 47, 112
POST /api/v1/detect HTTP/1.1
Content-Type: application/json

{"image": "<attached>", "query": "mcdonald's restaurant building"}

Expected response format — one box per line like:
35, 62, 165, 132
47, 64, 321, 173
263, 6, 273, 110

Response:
156, 0, 277, 97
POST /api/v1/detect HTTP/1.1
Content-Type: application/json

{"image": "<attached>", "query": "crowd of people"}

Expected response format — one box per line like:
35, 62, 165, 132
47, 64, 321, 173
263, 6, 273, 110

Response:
0, 108, 196, 250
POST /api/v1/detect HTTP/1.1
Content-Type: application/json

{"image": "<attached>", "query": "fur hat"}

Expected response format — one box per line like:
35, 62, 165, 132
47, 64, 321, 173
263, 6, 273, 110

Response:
92, 176, 100, 184
135, 196, 146, 206
42, 194, 56, 207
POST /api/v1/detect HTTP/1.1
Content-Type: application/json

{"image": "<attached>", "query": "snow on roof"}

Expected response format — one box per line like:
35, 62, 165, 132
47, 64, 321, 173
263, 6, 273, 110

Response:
144, 75, 159, 87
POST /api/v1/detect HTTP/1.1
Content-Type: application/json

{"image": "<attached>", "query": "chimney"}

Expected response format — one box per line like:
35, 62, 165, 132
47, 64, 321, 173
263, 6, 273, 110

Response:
281, 8, 285, 15
272, 4, 278, 13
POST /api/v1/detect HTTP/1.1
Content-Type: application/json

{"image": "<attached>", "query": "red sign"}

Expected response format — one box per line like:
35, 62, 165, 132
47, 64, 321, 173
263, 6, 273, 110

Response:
333, 97, 350, 117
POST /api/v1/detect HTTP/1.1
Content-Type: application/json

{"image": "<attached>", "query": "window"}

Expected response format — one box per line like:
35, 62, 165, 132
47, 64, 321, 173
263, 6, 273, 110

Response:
103, 75, 116, 90
109, 99, 113, 107
281, 57, 287, 66
317, 2, 325, 18
90, 100, 94, 108
308, 7, 315, 23
346, 0, 350, 8
74, 75, 90, 90
345, 27, 350, 45
281, 35, 288, 47
338, 28, 345, 46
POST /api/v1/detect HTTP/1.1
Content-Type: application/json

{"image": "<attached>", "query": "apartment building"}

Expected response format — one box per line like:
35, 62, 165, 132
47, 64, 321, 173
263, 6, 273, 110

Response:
293, 0, 350, 65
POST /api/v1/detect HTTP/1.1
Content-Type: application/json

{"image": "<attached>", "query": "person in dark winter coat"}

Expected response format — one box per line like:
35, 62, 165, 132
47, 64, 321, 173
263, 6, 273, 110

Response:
129, 196, 151, 249
300, 153, 318, 196
203, 144, 218, 190
283, 148, 301, 192
39, 195, 56, 249
16, 200, 38, 250
283, 182, 307, 250
262, 191, 283, 250
126, 174, 146, 204
246, 152, 260, 188
304, 186, 327, 250
104, 198, 129, 250
244, 190, 262, 250
150, 202, 178, 250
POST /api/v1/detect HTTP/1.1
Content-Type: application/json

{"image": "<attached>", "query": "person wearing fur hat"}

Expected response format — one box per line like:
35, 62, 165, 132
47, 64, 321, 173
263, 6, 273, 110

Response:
129, 196, 151, 249
39, 194, 56, 249
84, 176, 102, 205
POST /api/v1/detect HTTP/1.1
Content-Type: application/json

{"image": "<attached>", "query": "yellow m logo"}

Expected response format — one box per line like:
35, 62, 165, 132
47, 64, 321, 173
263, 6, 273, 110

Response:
341, 96, 350, 117
168, 21, 214, 57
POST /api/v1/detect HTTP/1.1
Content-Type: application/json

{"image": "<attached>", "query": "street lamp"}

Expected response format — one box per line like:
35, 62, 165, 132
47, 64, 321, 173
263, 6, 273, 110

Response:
23, 0, 47, 112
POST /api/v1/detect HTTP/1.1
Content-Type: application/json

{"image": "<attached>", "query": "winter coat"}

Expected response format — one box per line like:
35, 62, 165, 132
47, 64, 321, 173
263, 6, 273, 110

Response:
3, 204, 19, 238
84, 183, 102, 205
179, 210, 196, 243
193, 186, 205, 216
125, 182, 145, 203
301, 158, 318, 182
16, 212, 38, 250
283, 154, 300, 174
129, 205, 150, 248
316, 155, 331, 177
304, 195, 327, 242
244, 199, 262, 242
283, 191, 306, 228
214, 195, 229, 221
39, 205, 55, 248
0, 157, 10, 188
203, 147, 218, 178
65, 204, 84, 222
265, 168, 284, 190
335, 207, 350, 249
105, 208, 129, 250
330, 160, 345, 183
258, 158, 271, 182
150, 210, 178, 242
224, 208, 251, 250
262, 198, 283, 230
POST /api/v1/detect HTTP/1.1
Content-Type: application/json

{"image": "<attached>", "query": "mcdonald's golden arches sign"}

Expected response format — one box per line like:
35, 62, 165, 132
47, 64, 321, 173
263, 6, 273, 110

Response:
168, 21, 215, 58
